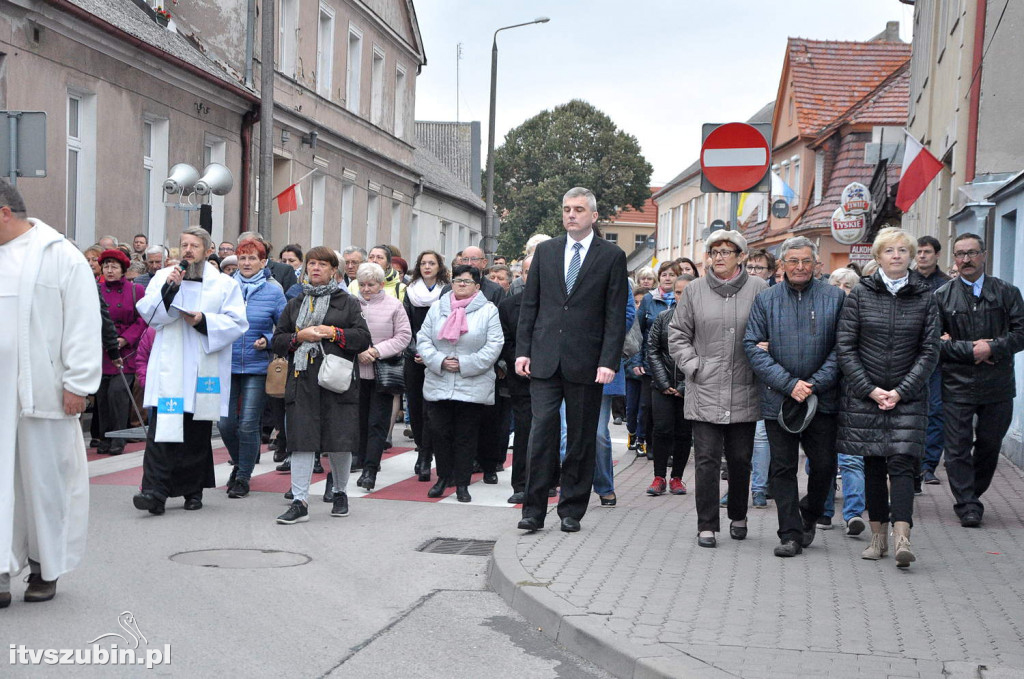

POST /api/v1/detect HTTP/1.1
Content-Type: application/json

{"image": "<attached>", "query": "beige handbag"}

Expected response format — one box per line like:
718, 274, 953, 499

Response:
265, 357, 289, 397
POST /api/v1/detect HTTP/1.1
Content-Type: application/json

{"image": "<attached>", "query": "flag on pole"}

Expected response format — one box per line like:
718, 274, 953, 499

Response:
737, 193, 760, 223
275, 183, 303, 214
895, 132, 944, 212
771, 171, 796, 204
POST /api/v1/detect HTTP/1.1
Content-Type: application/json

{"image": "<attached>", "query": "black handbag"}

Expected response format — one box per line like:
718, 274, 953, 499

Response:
374, 354, 405, 394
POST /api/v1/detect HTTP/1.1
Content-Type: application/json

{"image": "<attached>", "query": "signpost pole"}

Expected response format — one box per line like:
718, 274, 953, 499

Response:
728, 192, 738, 231
8, 112, 19, 186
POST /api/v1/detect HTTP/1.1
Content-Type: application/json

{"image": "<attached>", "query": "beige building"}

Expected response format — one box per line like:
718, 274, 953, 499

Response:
599, 187, 658, 262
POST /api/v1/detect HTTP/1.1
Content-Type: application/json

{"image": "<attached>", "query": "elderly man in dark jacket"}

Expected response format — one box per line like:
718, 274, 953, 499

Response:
745, 236, 846, 557
935, 233, 1024, 527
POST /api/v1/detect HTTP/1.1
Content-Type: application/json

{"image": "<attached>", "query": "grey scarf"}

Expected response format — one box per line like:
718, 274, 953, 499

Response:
294, 279, 340, 372
706, 267, 750, 299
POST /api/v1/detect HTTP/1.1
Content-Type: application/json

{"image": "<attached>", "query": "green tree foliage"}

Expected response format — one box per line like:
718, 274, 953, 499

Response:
491, 100, 653, 256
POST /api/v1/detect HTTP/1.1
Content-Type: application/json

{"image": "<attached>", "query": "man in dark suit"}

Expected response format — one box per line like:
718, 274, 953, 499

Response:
515, 187, 627, 533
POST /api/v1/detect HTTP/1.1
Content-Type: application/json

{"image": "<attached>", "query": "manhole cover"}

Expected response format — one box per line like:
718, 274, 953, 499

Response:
417, 538, 495, 556
169, 549, 311, 569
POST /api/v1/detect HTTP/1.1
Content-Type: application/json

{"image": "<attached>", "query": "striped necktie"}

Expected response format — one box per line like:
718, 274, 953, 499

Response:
566, 242, 582, 295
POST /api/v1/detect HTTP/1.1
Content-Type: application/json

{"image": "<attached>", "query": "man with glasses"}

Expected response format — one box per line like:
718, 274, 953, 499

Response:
744, 248, 777, 509
744, 236, 845, 557
218, 241, 235, 259
934, 233, 1024, 527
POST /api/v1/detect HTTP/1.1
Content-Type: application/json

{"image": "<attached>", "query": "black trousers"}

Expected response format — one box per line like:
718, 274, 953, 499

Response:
476, 396, 510, 472
358, 379, 394, 470
96, 373, 133, 452
523, 370, 603, 523
692, 421, 756, 532
640, 375, 654, 450
509, 391, 533, 493
427, 400, 484, 485
404, 360, 433, 456
141, 412, 215, 501
765, 414, 838, 543
265, 396, 287, 450
943, 399, 1013, 518
864, 454, 915, 526
650, 389, 691, 478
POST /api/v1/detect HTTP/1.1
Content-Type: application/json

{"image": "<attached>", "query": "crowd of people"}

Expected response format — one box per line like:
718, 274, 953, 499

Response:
5, 177, 1024, 605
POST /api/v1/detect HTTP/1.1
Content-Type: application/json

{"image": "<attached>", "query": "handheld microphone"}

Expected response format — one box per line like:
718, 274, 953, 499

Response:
161, 259, 190, 302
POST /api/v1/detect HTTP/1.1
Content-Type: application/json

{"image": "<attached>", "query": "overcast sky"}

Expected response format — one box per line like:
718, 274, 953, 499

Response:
413, 1, 915, 186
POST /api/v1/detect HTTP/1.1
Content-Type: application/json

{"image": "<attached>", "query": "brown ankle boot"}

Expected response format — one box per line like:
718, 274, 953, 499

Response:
861, 521, 889, 560
24, 573, 57, 603
893, 521, 915, 568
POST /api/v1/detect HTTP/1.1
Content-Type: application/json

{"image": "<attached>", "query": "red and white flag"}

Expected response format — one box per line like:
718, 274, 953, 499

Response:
275, 182, 304, 214
895, 132, 944, 212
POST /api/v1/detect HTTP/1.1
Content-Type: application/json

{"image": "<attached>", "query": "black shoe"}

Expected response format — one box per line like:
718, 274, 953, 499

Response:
801, 517, 816, 547
331, 492, 349, 517
816, 516, 833, 530
923, 469, 941, 485
184, 497, 203, 511
276, 460, 291, 472
613, 417, 623, 426
913, 475, 923, 496
417, 455, 432, 482
132, 491, 165, 515
472, 461, 484, 474
507, 491, 525, 504
273, 448, 288, 463
89, 438, 101, 449
384, 440, 393, 451
774, 540, 803, 557
228, 478, 249, 499
284, 490, 294, 500
729, 522, 748, 540
313, 456, 324, 475
518, 517, 543, 532
323, 472, 335, 502
721, 466, 729, 480
560, 517, 581, 533
427, 478, 448, 498
0, 591, 10, 608
357, 469, 377, 490
456, 486, 471, 503
548, 487, 558, 497
226, 466, 238, 494
697, 534, 717, 548
961, 511, 982, 527
108, 446, 124, 456
483, 471, 498, 484
276, 500, 308, 524
24, 573, 57, 603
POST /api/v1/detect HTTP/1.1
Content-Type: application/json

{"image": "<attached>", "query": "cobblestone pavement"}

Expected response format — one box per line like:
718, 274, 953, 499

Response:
490, 448, 1024, 679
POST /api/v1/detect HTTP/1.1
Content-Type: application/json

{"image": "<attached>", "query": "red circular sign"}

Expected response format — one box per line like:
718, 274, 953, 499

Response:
700, 123, 771, 193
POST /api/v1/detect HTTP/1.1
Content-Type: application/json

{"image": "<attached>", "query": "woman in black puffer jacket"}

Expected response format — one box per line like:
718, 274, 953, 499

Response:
836, 227, 939, 569
644, 275, 694, 496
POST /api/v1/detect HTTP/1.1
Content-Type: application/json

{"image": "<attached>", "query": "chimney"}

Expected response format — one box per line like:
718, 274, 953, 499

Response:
885, 21, 900, 41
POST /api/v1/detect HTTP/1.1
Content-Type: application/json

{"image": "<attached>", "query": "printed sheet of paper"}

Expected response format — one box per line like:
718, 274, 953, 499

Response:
170, 280, 202, 315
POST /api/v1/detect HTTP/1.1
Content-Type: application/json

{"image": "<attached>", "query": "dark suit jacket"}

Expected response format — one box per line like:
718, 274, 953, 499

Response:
499, 291, 530, 397
516, 234, 627, 383
267, 260, 297, 291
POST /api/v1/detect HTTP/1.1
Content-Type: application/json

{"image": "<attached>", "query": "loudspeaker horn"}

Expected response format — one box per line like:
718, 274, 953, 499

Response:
162, 163, 200, 194
194, 163, 234, 196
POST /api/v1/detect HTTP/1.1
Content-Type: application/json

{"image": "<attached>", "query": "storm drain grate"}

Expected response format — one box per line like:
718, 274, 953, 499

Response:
417, 538, 496, 556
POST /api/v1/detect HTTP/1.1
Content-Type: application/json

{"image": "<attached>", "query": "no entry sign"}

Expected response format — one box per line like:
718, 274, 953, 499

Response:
700, 122, 772, 194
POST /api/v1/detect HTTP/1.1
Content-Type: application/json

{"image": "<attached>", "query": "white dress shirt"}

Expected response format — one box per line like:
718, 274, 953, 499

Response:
564, 229, 595, 278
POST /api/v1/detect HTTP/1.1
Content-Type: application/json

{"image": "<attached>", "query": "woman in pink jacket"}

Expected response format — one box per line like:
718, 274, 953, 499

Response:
354, 262, 412, 490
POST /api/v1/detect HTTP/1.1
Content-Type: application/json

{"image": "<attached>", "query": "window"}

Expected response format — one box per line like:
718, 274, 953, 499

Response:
366, 190, 379, 246
310, 173, 326, 246
440, 219, 451, 257
340, 181, 354, 248
370, 46, 385, 126
66, 92, 96, 244
814, 151, 824, 205
390, 199, 401, 244
202, 136, 225, 243
605, 232, 618, 244
394, 65, 407, 138
409, 213, 419, 256
346, 26, 362, 113
317, 5, 335, 98
279, 0, 299, 78
790, 156, 801, 206
635, 234, 647, 249
144, 118, 169, 244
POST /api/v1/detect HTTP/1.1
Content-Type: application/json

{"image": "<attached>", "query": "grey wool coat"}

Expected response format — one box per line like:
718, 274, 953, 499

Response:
668, 269, 767, 424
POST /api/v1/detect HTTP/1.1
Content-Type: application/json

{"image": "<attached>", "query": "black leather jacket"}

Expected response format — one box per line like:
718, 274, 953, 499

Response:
646, 308, 685, 393
935, 275, 1024, 404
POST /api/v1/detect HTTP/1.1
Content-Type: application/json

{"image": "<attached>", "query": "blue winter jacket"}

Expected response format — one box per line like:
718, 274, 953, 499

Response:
638, 289, 674, 372
742, 276, 846, 419
603, 283, 636, 397
231, 270, 287, 375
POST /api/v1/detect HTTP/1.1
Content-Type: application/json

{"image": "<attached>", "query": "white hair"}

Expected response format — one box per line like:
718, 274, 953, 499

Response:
356, 261, 385, 284
524, 234, 551, 256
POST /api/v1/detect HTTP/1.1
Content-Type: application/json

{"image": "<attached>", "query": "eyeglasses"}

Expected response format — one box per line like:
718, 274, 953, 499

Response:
452, 278, 477, 286
709, 249, 739, 259
746, 265, 767, 273
465, 256, 487, 263
953, 249, 983, 260
782, 258, 815, 268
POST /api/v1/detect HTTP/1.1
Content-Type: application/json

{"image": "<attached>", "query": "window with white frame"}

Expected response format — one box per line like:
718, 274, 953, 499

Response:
604, 232, 618, 244
390, 199, 401, 244
409, 212, 418, 255
346, 25, 362, 113
340, 181, 354, 247
366, 190, 379, 246
635, 233, 647, 249
317, 5, 335, 98
790, 156, 801, 206
370, 46, 385, 126
66, 92, 96, 244
279, 0, 299, 78
144, 118, 169, 244
202, 136, 225, 243
394, 65, 407, 138
310, 173, 326, 246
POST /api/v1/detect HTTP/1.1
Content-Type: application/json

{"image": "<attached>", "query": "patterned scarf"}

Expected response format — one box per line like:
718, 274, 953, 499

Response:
294, 278, 339, 371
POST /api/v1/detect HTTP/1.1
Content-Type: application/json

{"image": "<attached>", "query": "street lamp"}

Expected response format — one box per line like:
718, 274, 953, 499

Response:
483, 16, 550, 258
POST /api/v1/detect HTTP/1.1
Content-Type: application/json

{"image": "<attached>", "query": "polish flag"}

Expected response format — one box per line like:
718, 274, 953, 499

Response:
275, 183, 303, 214
895, 132, 944, 212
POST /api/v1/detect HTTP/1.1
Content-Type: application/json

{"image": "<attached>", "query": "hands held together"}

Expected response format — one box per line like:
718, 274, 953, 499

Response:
869, 387, 901, 411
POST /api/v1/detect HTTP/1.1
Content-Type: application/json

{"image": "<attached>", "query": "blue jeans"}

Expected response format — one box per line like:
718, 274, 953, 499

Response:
751, 419, 769, 494
219, 374, 268, 480
625, 378, 644, 438
559, 396, 614, 496
923, 368, 944, 473
817, 453, 865, 520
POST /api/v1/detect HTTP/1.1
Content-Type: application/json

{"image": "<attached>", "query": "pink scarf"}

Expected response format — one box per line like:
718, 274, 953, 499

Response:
438, 292, 477, 341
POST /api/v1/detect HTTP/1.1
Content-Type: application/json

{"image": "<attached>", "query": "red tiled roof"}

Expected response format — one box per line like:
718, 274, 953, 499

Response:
814, 62, 910, 141
605, 187, 660, 226
786, 38, 911, 136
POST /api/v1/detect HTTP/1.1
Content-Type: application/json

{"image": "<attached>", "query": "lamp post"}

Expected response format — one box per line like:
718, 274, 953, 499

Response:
483, 17, 549, 258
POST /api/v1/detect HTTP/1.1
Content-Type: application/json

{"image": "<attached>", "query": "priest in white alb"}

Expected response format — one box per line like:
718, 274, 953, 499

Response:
0, 180, 102, 606
133, 227, 247, 515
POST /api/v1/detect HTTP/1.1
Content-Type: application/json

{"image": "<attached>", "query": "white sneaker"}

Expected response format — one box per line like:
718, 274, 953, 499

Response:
845, 516, 866, 537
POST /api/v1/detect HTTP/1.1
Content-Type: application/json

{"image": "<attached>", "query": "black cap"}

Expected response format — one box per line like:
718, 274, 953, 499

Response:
778, 393, 818, 434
